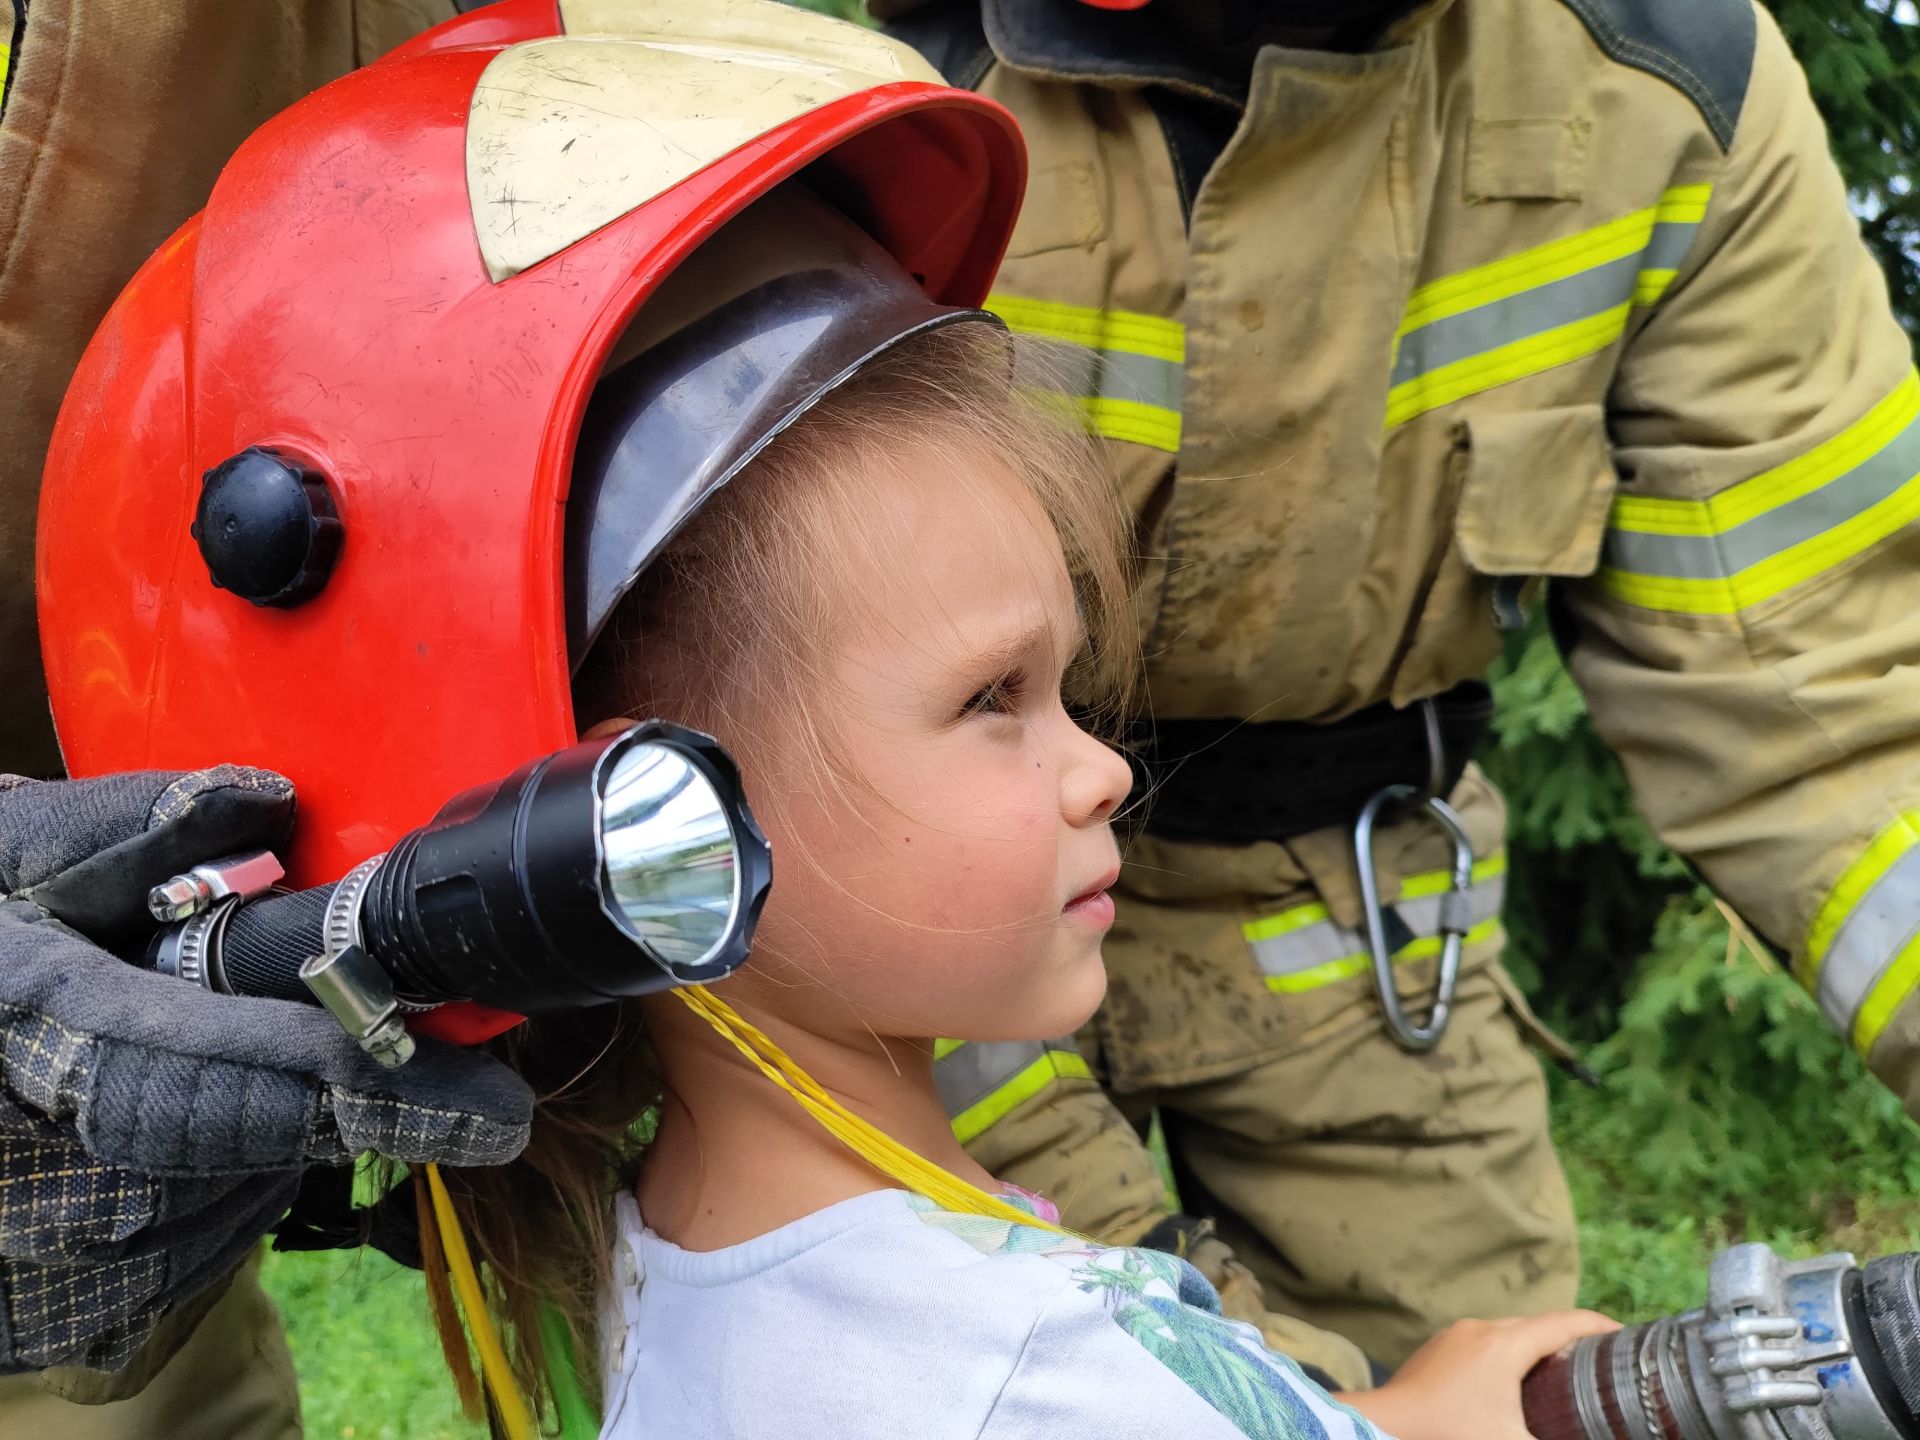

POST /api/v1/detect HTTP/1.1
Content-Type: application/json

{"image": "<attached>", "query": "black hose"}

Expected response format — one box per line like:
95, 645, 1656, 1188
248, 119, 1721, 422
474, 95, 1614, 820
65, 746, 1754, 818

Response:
218, 884, 334, 1003
1862, 1254, 1920, 1438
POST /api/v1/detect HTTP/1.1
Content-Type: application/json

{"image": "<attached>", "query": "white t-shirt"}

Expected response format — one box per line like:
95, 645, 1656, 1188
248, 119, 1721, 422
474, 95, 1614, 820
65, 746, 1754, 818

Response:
598, 1187, 1384, 1440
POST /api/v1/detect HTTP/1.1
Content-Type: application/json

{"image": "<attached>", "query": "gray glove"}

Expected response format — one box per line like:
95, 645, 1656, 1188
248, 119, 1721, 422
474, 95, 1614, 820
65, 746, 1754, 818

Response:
0, 766, 533, 1376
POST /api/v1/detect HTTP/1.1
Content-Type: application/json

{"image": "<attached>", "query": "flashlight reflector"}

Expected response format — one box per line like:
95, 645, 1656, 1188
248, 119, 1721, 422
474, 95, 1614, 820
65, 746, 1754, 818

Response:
597, 739, 742, 974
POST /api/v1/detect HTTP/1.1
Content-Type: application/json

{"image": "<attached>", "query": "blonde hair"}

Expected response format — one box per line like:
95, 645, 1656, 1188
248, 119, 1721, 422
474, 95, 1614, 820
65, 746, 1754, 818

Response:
430, 322, 1136, 1426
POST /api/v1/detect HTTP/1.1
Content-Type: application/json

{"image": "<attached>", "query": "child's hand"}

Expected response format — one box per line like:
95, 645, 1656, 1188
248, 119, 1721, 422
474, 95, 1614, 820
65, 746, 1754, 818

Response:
1336, 1309, 1620, 1440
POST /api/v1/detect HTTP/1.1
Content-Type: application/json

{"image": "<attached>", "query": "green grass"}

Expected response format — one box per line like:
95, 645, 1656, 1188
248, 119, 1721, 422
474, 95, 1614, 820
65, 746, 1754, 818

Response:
259, 1247, 482, 1440
1567, 1157, 1920, 1319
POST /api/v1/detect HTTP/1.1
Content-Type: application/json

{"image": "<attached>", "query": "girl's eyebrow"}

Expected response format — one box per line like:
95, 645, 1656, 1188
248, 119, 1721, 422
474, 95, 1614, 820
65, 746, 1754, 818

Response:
956, 626, 1046, 678
959, 617, 1086, 676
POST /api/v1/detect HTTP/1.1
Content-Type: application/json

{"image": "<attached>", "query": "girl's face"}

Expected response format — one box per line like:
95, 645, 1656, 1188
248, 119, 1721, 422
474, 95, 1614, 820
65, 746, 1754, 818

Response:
735, 443, 1133, 1047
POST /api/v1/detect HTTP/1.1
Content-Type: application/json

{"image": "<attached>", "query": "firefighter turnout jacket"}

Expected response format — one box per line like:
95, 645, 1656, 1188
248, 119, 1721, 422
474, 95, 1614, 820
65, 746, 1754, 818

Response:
883, 0, 1920, 1120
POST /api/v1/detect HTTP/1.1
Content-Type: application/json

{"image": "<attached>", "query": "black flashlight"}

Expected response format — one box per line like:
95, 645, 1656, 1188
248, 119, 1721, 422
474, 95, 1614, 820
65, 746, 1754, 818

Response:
146, 721, 771, 1064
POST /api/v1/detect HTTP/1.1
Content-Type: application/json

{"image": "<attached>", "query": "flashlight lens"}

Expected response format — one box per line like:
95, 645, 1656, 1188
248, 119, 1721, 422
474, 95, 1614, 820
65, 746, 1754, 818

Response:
598, 740, 742, 972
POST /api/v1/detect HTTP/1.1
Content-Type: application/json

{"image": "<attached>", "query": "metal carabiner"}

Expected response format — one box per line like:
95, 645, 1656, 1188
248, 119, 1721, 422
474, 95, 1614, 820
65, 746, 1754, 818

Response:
1353, 782, 1476, 1053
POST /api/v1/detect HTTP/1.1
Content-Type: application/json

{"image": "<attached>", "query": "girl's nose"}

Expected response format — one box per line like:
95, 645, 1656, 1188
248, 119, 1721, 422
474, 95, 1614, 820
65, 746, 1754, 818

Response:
1062, 721, 1133, 828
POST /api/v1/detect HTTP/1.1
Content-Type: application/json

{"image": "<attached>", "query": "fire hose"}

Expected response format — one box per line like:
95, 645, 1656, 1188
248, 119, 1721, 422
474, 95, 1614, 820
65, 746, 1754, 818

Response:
1521, 1242, 1920, 1440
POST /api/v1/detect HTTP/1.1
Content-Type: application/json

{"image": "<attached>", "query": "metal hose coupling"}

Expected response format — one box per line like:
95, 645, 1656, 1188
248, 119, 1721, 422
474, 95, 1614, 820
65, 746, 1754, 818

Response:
1523, 1242, 1920, 1440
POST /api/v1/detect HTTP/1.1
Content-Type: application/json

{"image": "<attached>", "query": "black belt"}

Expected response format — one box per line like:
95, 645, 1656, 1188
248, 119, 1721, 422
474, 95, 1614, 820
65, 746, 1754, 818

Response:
1125, 681, 1495, 844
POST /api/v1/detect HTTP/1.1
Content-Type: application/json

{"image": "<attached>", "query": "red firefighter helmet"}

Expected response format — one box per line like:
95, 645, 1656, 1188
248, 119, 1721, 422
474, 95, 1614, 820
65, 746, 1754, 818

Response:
37, 0, 1024, 1040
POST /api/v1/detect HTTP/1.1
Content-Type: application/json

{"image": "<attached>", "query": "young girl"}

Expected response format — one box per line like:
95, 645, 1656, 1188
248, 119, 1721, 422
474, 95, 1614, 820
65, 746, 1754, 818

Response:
28, 5, 1602, 1433
443, 321, 1611, 1438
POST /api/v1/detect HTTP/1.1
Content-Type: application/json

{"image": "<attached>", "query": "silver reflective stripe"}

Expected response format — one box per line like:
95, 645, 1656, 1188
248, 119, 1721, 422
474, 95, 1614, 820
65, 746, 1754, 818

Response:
1250, 918, 1364, 977
1016, 334, 1185, 414
1391, 251, 1644, 388
1642, 220, 1700, 274
935, 1039, 1048, 1119
1815, 845, 1920, 1035
1604, 410, 1920, 581
1387, 200, 1707, 431
1249, 873, 1507, 983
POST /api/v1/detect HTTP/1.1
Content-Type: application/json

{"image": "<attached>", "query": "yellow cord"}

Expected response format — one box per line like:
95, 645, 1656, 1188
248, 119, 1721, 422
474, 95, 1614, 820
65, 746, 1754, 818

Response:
425, 1162, 537, 1440
675, 984, 1075, 1235
417, 985, 1070, 1437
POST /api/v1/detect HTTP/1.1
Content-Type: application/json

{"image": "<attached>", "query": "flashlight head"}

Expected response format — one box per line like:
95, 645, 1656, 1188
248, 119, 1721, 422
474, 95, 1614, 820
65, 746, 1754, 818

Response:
363, 721, 770, 1014
594, 726, 762, 980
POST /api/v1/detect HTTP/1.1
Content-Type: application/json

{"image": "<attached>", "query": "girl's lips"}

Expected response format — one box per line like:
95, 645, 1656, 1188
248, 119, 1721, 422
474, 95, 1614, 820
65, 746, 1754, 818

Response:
1063, 866, 1121, 926
1063, 889, 1117, 927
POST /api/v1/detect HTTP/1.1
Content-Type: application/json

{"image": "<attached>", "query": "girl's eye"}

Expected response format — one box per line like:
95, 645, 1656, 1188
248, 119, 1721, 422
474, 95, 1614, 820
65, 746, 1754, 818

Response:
963, 671, 1025, 718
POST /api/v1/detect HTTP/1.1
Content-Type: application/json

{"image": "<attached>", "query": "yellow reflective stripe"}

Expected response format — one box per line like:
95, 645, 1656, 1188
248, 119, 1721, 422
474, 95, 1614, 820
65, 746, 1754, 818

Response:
1388, 185, 1707, 428
1241, 900, 1331, 945
1853, 930, 1920, 1059
1398, 185, 1705, 335
932, 1037, 966, 1061
1240, 853, 1506, 944
1657, 183, 1714, 224
1609, 370, 1920, 619
1386, 304, 1630, 430
1592, 570, 1730, 613
1604, 373, 1920, 611
1400, 209, 1655, 333
0, 42, 10, 100
1399, 852, 1508, 902
1266, 953, 1371, 995
1790, 810, 1920, 1056
1264, 918, 1503, 996
1633, 269, 1677, 307
1604, 497, 1719, 538
1598, 445, 1920, 615
986, 292, 1185, 365
1079, 395, 1181, 453
1614, 373, 1920, 537
991, 294, 1185, 453
1801, 811, 1920, 988
947, 1048, 1093, 1145
1749, 479, 1920, 597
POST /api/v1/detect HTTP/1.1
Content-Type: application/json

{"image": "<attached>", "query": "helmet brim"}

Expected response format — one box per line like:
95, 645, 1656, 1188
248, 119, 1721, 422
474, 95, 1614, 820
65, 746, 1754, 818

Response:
566, 184, 1003, 668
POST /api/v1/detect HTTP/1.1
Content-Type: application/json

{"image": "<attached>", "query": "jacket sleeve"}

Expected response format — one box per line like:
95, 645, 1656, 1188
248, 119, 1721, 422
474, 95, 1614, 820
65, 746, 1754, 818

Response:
1561, 5, 1920, 1107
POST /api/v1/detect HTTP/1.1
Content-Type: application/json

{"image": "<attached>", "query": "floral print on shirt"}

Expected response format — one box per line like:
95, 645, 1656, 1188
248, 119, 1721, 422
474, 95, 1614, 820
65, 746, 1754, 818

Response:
908, 1193, 1379, 1440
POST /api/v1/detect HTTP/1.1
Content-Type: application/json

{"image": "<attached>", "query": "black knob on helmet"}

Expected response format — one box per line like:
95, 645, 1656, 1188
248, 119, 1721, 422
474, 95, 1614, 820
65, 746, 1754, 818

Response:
192, 446, 343, 608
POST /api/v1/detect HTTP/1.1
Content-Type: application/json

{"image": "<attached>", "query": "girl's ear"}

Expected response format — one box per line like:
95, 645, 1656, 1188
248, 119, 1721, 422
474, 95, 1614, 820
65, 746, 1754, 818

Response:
581, 715, 639, 741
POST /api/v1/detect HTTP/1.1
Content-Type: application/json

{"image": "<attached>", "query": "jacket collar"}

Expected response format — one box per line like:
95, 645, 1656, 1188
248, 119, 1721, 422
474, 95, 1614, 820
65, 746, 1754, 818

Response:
978, 0, 1453, 105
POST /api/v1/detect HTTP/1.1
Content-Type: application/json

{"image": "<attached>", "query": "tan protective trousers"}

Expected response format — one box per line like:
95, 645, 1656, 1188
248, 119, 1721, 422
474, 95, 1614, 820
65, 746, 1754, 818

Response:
967, 931, 1579, 1376
0, 1255, 299, 1438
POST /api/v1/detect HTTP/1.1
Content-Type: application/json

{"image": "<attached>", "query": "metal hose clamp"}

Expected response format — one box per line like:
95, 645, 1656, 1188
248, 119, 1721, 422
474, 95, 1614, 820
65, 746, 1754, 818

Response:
147, 849, 286, 923
151, 895, 240, 992
298, 856, 414, 1068
148, 849, 290, 990
1353, 782, 1475, 1053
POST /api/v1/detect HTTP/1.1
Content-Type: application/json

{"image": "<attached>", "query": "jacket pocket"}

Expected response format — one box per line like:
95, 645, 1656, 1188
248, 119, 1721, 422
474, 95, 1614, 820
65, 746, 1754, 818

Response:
1391, 405, 1617, 704
1455, 405, 1617, 577
1464, 117, 1591, 204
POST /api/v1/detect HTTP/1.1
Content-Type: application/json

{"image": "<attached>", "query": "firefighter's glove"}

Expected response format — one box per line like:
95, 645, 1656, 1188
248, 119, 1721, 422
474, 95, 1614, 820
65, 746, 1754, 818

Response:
0, 767, 533, 1375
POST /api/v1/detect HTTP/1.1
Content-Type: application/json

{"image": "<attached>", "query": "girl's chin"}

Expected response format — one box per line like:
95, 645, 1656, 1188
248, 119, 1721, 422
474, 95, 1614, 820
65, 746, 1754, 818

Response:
1008, 953, 1109, 1040
863, 944, 1111, 1047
